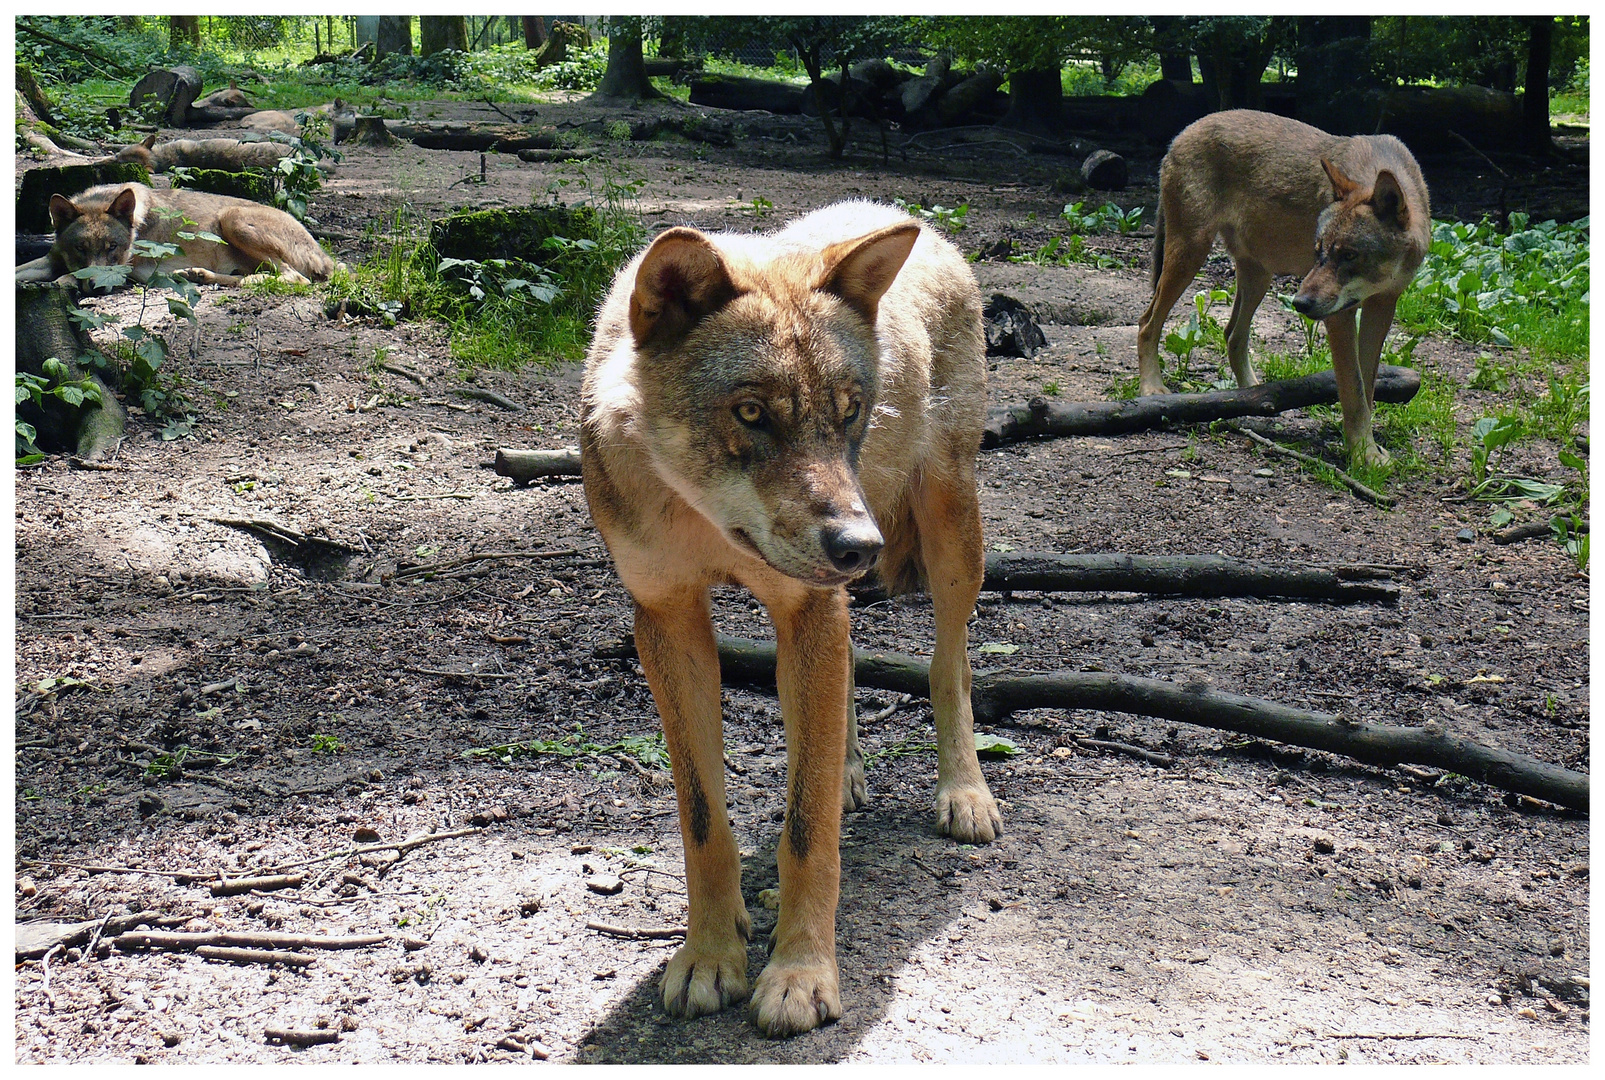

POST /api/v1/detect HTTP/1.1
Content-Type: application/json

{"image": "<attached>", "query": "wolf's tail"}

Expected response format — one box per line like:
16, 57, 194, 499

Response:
1150, 201, 1165, 291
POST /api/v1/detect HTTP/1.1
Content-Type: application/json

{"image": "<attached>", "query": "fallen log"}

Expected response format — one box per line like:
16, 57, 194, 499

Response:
688, 75, 806, 114
495, 447, 581, 483
332, 116, 562, 153
594, 634, 1588, 813
981, 552, 1398, 603
980, 365, 1421, 448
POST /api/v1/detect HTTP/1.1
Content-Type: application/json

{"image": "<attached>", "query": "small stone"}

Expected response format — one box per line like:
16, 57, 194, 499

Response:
400, 936, 429, 952
161, 1031, 182, 1047
469, 944, 489, 963
1487, 994, 1504, 1006
1516, 1006, 1539, 1020
1549, 939, 1566, 957
586, 875, 624, 896
1313, 836, 1335, 855
17, 876, 37, 898
353, 827, 381, 843
1455, 528, 1476, 543
519, 894, 543, 916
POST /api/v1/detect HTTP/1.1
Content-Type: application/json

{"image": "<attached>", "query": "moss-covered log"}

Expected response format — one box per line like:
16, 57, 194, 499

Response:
16, 285, 125, 461
428, 204, 598, 264
168, 167, 278, 204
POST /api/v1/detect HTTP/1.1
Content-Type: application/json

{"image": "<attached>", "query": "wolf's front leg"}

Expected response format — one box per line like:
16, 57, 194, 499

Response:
633, 594, 751, 1019
751, 584, 850, 1037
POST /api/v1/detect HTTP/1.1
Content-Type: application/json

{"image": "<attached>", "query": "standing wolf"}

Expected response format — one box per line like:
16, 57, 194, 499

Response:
1136, 109, 1431, 467
581, 202, 998, 1036
15, 183, 334, 288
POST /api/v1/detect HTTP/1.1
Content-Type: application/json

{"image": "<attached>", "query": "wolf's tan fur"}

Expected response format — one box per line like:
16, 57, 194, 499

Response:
581, 201, 997, 1036
1137, 109, 1431, 466
113, 134, 293, 174
15, 183, 335, 288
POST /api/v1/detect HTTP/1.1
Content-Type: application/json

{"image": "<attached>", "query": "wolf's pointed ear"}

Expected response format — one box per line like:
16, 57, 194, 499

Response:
1320, 158, 1360, 203
816, 221, 920, 322
48, 194, 81, 232
141, 133, 157, 149
1370, 170, 1407, 228
108, 187, 139, 227
629, 227, 738, 349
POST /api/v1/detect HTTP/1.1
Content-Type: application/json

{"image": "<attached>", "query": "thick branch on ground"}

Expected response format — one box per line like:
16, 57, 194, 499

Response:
981, 366, 1421, 449
596, 634, 1587, 813
981, 552, 1396, 603
495, 447, 582, 483
332, 117, 562, 153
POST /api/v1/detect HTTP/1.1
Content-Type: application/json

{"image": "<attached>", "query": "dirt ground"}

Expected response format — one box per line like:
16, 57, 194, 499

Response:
12, 96, 1590, 1064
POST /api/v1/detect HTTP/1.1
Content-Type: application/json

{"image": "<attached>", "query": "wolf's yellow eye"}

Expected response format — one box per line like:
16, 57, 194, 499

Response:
735, 402, 765, 426
843, 400, 862, 425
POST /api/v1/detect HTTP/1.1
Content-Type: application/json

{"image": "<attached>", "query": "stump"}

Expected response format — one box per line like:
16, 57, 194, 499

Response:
1080, 148, 1128, 191
345, 116, 401, 147
16, 285, 125, 460
129, 65, 203, 126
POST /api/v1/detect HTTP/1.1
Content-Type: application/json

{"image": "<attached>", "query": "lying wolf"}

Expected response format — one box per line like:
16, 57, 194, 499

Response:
15, 183, 335, 288
1136, 109, 1431, 467
112, 134, 293, 173
581, 201, 997, 1036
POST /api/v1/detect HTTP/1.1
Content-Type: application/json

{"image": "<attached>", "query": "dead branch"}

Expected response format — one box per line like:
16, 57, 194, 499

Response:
260, 826, 482, 874
15, 909, 189, 959
196, 946, 316, 967
406, 665, 521, 680
1493, 516, 1588, 545
1076, 737, 1175, 767
981, 366, 1421, 449
598, 634, 1588, 813
266, 1027, 341, 1047
1231, 426, 1395, 508
115, 931, 390, 952
979, 552, 1398, 604
210, 873, 304, 897
585, 920, 687, 940
452, 386, 523, 411
493, 447, 582, 484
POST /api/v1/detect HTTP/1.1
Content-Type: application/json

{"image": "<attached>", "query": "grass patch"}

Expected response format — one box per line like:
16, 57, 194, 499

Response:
325, 167, 645, 370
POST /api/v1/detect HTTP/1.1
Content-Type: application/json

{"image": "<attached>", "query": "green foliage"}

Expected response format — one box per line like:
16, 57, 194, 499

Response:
1397, 214, 1589, 358
270, 111, 342, 221
892, 197, 969, 233
15, 359, 106, 463
1061, 200, 1144, 236
66, 256, 202, 437
330, 170, 644, 369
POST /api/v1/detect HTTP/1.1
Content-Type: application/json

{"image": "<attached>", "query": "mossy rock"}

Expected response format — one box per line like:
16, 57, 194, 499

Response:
168, 168, 278, 205
428, 204, 600, 266
16, 162, 152, 234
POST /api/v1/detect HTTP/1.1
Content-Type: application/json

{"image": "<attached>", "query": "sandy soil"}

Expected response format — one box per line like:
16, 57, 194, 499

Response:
13, 96, 1589, 1064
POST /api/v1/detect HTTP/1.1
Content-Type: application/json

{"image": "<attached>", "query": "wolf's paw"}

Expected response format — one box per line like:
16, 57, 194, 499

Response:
842, 756, 868, 812
661, 941, 749, 1019
750, 958, 841, 1037
936, 782, 1002, 844
1350, 440, 1393, 470
1137, 377, 1169, 397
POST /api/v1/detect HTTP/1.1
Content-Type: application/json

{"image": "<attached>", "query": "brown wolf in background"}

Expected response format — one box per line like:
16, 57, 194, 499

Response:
15, 183, 335, 288
113, 134, 293, 173
1136, 109, 1431, 466
581, 201, 998, 1036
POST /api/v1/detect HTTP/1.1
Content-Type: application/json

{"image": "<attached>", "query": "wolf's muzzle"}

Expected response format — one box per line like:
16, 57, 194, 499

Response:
820, 519, 883, 576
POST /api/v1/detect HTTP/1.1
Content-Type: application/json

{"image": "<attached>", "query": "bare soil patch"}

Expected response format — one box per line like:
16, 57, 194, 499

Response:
14, 98, 1589, 1064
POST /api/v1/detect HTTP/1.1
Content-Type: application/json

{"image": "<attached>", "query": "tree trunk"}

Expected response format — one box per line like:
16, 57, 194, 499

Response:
169, 15, 200, 50
1151, 16, 1194, 81
376, 16, 412, 58
999, 68, 1063, 135
16, 286, 126, 461
129, 65, 203, 125
419, 16, 468, 57
592, 22, 664, 102
521, 16, 546, 49
1522, 16, 1555, 155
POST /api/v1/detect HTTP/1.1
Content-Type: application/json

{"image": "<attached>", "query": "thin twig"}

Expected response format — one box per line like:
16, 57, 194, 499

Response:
1326, 1032, 1479, 1041
860, 693, 914, 723
481, 96, 519, 122
1075, 737, 1175, 767
390, 548, 581, 581
265, 1027, 341, 1047
405, 666, 521, 680
259, 826, 482, 875
40, 943, 62, 1011
116, 930, 389, 952
1231, 425, 1395, 508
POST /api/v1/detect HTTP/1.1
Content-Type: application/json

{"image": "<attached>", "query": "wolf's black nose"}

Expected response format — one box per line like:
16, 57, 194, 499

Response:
822, 522, 883, 575
1290, 293, 1320, 318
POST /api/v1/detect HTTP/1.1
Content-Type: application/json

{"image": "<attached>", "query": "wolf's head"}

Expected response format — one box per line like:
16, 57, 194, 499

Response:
111, 133, 158, 170
48, 186, 140, 275
621, 220, 920, 586
1291, 160, 1421, 320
